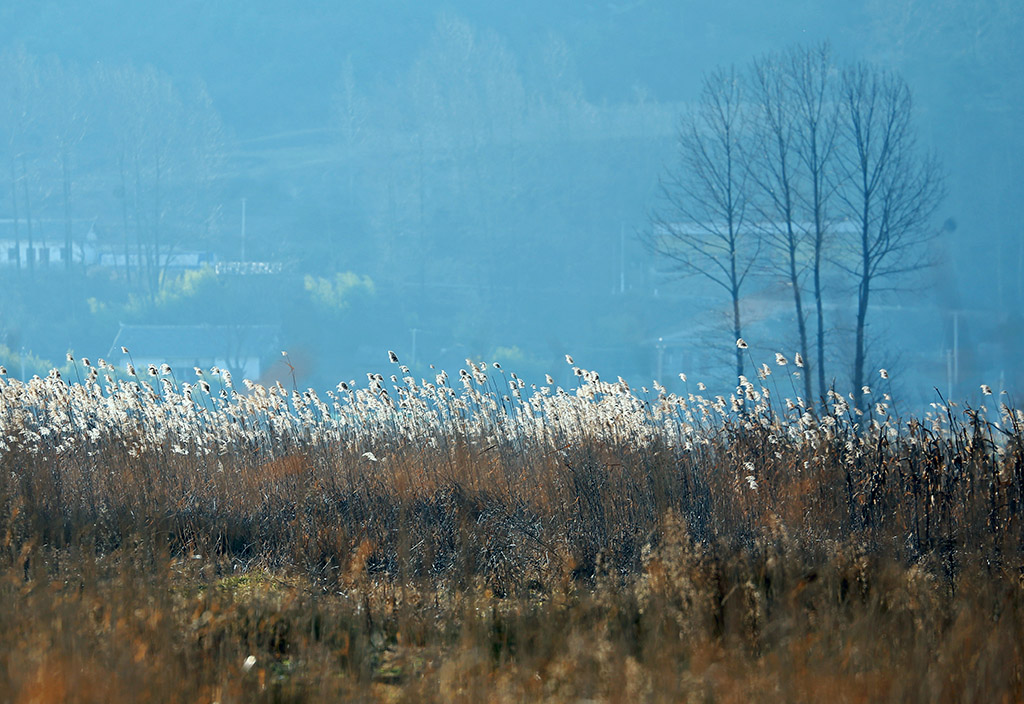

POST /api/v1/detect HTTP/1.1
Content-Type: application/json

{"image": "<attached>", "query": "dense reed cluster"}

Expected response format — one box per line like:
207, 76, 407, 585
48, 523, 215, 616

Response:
1, 352, 1022, 702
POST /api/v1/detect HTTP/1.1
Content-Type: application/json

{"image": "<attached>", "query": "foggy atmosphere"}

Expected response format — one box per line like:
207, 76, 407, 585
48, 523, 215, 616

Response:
2, 3, 1024, 701
0, 1, 1019, 405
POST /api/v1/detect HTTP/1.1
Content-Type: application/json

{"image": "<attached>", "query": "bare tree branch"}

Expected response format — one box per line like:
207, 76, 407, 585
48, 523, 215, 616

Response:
835, 63, 945, 412
642, 66, 757, 379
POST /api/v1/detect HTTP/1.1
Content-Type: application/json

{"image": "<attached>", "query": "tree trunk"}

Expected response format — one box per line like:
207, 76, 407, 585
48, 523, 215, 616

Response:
61, 148, 73, 271
732, 286, 744, 380
152, 154, 162, 296
132, 153, 148, 296
852, 208, 872, 414
20, 156, 34, 275
853, 273, 870, 414
118, 152, 132, 283
814, 222, 826, 406
787, 230, 814, 403
9, 157, 20, 271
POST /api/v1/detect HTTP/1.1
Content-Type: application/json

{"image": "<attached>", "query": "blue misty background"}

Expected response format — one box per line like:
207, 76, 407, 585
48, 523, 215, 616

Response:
0, 1, 1019, 408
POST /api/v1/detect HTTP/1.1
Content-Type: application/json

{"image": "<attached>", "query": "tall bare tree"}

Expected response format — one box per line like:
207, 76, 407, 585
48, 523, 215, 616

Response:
747, 51, 814, 403
42, 58, 88, 271
0, 48, 41, 274
96, 64, 224, 298
331, 56, 368, 218
647, 47, 942, 398
646, 67, 757, 379
835, 64, 944, 412
786, 44, 842, 405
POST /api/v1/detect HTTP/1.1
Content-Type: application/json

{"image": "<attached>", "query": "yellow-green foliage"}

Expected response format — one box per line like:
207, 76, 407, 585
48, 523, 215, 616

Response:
304, 271, 375, 311
122, 264, 219, 315
0, 343, 57, 379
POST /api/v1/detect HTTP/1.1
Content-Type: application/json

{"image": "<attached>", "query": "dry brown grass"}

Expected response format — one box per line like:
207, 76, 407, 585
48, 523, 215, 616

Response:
0, 359, 1022, 701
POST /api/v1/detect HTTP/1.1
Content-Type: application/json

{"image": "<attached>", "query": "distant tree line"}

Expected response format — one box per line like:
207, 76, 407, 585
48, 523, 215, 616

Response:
0, 20, 680, 384
319, 15, 681, 360
645, 44, 944, 412
0, 48, 224, 298
0, 25, 957, 397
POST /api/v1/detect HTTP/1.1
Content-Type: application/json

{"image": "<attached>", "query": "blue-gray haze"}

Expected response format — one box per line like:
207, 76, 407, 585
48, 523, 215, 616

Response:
0, 1, 1019, 410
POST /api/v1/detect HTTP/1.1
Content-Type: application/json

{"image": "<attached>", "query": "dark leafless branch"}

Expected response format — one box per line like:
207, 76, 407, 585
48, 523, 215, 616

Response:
642, 66, 757, 379
835, 63, 945, 411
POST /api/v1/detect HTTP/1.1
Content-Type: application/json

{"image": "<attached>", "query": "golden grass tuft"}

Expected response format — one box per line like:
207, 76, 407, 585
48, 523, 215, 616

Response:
0, 358, 1022, 701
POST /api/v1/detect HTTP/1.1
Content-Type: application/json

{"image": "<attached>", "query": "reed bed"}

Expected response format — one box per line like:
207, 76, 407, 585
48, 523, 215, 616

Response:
1, 353, 1021, 702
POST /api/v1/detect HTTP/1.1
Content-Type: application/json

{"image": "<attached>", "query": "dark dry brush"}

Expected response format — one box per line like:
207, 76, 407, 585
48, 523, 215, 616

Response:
0, 358, 1022, 702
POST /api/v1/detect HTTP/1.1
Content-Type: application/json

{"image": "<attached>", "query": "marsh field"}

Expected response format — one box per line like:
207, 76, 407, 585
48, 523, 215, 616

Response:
1, 354, 1022, 703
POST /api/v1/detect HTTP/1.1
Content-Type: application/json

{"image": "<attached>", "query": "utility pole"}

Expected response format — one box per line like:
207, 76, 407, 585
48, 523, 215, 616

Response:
656, 337, 664, 383
944, 310, 962, 401
241, 197, 247, 262
619, 224, 626, 294
953, 311, 959, 398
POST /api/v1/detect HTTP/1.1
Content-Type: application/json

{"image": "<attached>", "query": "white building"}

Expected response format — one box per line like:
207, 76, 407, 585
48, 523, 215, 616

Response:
0, 219, 99, 267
